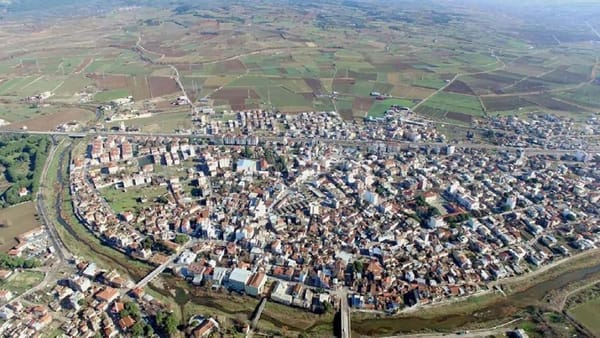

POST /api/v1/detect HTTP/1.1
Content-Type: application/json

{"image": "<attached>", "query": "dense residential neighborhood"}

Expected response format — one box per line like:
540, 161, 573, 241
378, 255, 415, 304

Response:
66, 108, 599, 317
0, 103, 597, 337
2, 0, 600, 336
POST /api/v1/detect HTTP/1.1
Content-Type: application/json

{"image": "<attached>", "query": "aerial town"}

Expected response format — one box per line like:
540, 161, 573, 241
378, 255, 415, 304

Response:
1, 0, 600, 337
0, 99, 598, 337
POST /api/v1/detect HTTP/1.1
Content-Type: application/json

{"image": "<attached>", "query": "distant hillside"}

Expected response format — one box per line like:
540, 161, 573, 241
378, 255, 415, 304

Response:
0, 0, 174, 17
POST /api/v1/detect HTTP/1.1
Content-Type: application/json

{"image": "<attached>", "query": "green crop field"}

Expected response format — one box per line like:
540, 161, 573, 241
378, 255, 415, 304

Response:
94, 89, 131, 103
568, 297, 600, 336
555, 84, 600, 109
419, 92, 485, 117
369, 98, 414, 117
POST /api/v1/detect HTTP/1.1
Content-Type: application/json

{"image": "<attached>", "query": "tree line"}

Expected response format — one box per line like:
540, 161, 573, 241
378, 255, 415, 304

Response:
0, 135, 50, 208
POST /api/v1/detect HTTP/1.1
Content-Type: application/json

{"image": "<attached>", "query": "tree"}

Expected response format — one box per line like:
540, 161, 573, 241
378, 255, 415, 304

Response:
142, 237, 154, 249
144, 323, 155, 337
156, 310, 178, 335
123, 302, 141, 321
130, 321, 145, 337
174, 234, 189, 244
242, 145, 253, 159
353, 260, 363, 274
0, 253, 41, 269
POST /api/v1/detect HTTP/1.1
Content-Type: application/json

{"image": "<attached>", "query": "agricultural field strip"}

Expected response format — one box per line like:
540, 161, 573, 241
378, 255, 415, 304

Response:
412, 52, 506, 112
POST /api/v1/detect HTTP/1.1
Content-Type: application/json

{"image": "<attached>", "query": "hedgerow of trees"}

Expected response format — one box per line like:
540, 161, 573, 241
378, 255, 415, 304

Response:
0, 135, 50, 207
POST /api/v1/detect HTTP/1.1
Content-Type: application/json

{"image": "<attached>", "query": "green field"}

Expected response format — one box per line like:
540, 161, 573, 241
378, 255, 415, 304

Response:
101, 185, 168, 214
555, 84, 600, 109
368, 98, 415, 117
568, 297, 600, 336
94, 89, 131, 103
107, 111, 193, 132
0, 270, 44, 295
419, 92, 485, 117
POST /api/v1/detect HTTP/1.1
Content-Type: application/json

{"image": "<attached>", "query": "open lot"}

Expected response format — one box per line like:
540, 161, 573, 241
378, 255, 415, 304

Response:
0, 270, 44, 295
5, 108, 94, 131
0, 202, 41, 252
100, 185, 169, 214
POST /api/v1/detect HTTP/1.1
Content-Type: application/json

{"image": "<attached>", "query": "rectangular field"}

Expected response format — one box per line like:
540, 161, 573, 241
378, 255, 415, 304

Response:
100, 185, 168, 214
418, 92, 484, 117
0, 270, 44, 295
0, 202, 42, 252
568, 297, 600, 336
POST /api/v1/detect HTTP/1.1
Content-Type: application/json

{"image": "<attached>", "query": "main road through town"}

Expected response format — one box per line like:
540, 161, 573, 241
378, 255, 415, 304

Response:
0, 129, 597, 156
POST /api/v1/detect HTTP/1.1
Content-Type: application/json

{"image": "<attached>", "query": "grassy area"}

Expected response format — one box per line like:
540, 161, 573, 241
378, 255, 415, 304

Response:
107, 111, 192, 133
568, 297, 600, 336
0, 103, 42, 123
100, 185, 168, 214
94, 89, 131, 103
145, 285, 184, 322
419, 92, 485, 117
45, 326, 66, 338
254, 86, 313, 108
412, 77, 447, 90
261, 300, 335, 333
555, 84, 600, 109
368, 98, 414, 117
0, 270, 44, 295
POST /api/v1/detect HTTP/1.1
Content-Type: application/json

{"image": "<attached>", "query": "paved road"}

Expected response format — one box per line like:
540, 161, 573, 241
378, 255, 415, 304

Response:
36, 139, 70, 262
128, 238, 196, 292
384, 317, 522, 338
334, 288, 350, 338
2, 139, 72, 308
0, 129, 597, 155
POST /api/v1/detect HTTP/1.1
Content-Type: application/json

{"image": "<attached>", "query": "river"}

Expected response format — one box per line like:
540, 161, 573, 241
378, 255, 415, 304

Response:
53, 144, 148, 281
353, 262, 600, 335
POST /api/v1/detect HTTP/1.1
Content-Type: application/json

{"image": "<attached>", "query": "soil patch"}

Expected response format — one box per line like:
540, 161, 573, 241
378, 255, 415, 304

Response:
148, 76, 180, 97
4, 108, 92, 131
332, 78, 355, 93
353, 97, 374, 111
446, 111, 474, 123
444, 80, 476, 95
304, 78, 325, 94
0, 202, 42, 252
